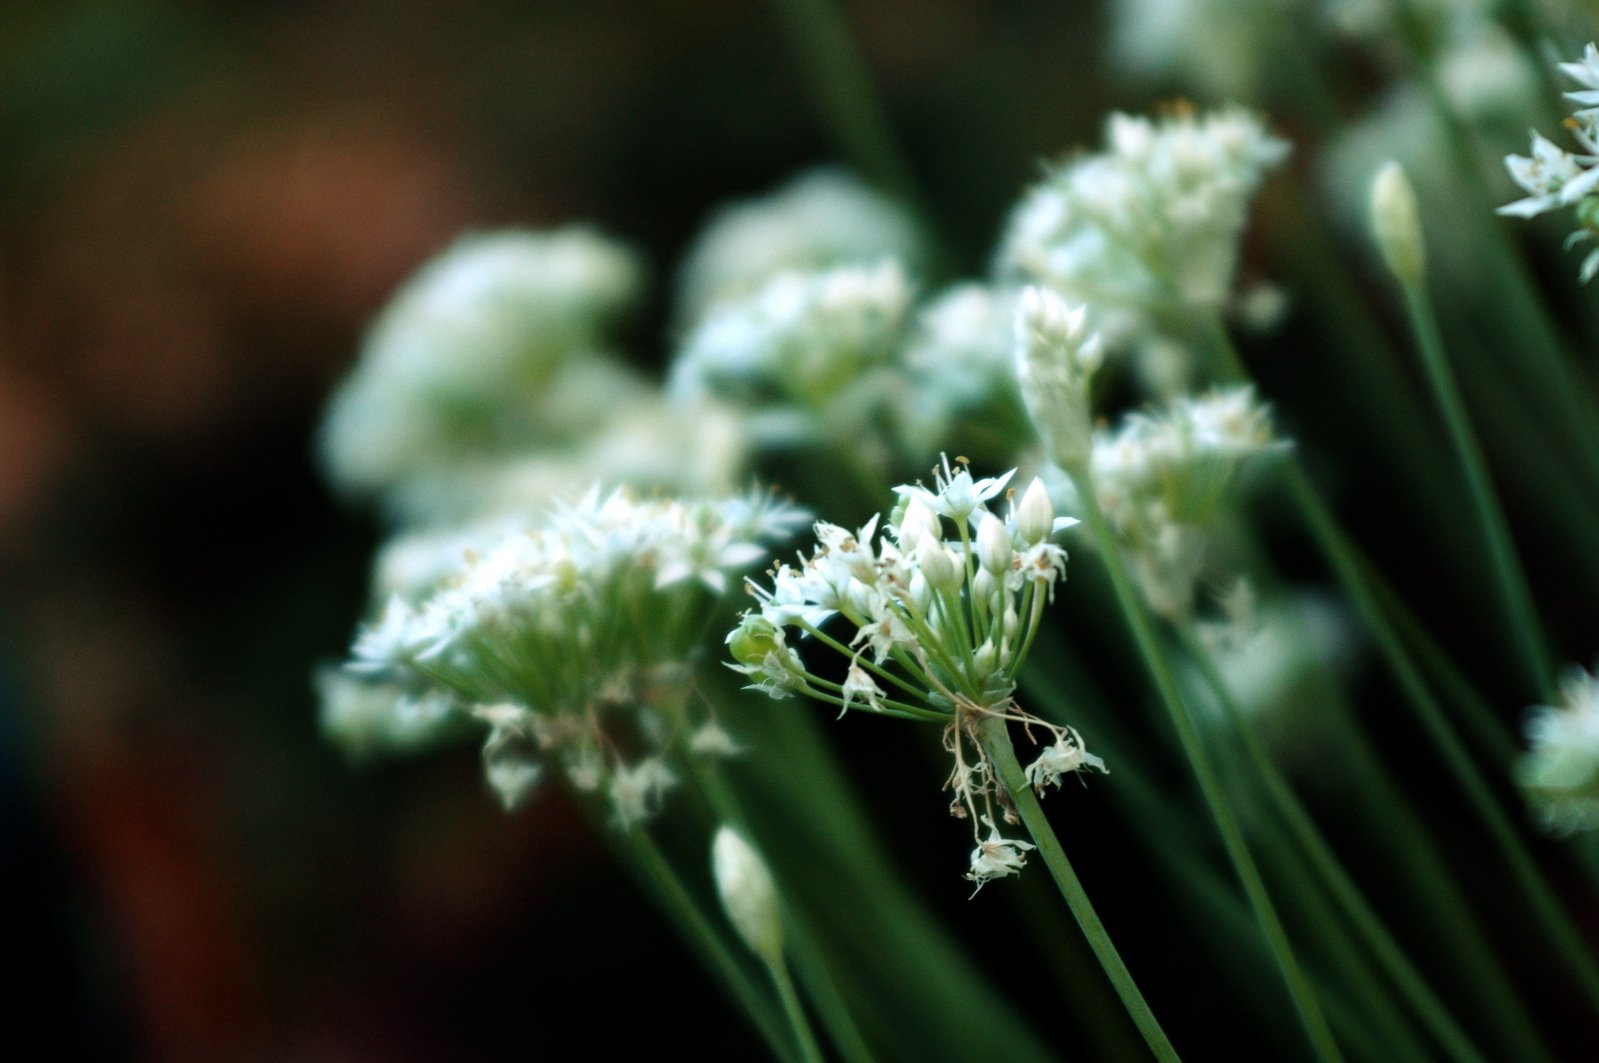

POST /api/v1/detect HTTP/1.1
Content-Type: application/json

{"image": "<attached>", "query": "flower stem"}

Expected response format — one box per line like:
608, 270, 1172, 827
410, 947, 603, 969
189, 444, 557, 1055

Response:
1069, 469, 1345, 1063
975, 714, 1181, 1063
1277, 459, 1599, 1006
765, 0, 952, 273
1180, 626, 1494, 1063
622, 827, 798, 1062
769, 958, 827, 1063
686, 753, 879, 1063
1201, 315, 1599, 1001
1399, 280, 1554, 700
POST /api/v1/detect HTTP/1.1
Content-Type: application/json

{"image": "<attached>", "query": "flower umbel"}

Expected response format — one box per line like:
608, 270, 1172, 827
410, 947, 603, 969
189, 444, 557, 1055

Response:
731, 458, 1105, 886
343, 486, 804, 821
1499, 42, 1599, 282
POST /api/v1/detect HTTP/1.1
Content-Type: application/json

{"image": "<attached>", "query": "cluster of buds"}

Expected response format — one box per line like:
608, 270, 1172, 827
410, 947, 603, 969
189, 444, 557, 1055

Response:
1082, 386, 1283, 619
340, 486, 805, 819
997, 104, 1288, 383
669, 259, 913, 448
729, 457, 1105, 890
1499, 43, 1599, 282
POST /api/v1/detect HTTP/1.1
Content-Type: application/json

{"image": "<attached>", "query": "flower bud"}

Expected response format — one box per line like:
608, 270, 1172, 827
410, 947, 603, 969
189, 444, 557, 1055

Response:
1014, 286, 1099, 471
976, 511, 1013, 576
727, 614, 782, 666
917, 533, 962, 592
1015, 477, 1055, 545
897, 495, 939, 546
712, 827, 783, 965
1370, 161, 1426, 287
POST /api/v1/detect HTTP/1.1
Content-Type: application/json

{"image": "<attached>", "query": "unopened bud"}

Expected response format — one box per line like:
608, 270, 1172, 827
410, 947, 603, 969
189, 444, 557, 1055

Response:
1370, 161, 1426, 287
712, 827, 783, 965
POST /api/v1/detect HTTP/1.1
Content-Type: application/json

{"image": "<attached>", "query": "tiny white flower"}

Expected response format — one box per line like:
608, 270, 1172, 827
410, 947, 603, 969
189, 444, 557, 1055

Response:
1026, 729, 1109, 793
610, 757, 680, 829
1560, 42, 1599, 107
841, 659, 887, 714
965, 816, 1037, 894
975, 511, 1014, 577
690, 719, 746, 757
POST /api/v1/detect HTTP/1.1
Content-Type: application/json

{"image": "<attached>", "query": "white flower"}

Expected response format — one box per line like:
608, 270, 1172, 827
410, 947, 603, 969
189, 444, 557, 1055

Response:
1014, 286, 1103, 471
676, 168, 927, 325
998, 105, 1287, 370
670, 260, 913, 428
1561, 42, 1599, 107
690, 720, 746, 757
320, 228, 644, 496
1499, 132, 1595, 218
894, 454, 1015, 526
1519, 664, 1599, 835
1026, 729, 1108, 793
610, 757, 680, 829
841, 659, 887, 714
965, 816, 1037, 894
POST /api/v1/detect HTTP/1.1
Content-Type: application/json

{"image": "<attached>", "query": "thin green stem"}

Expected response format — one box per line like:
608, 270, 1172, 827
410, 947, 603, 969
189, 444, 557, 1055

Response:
1201, 316, 1597, 992
766, 0, 953, 274
687, 753, 879, 1063
1278, 460, 1599, 1007
976, 715, 1181, 1063
1181, 627, 1492, 1063
1400, 282, 1554, 699
1362, 551, 1517, 759
1070, 470, 1345, 1063
623, 827, 797, 1062
770, 959, 827, 1063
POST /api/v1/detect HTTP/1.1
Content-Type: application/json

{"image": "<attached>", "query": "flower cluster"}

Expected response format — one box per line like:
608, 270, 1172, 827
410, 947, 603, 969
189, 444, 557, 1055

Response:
894, 283, 1028, 462
1014, 285, 1104, 472
342, 486, 806, 817
320, 227, 645, 497
997, 105, 1288, 384
1518, 664, 1599, 835
1079, 387, 1282, 619
669, 259, 913, 447
729, 458, 1104, 890
1499, 43, 1599, 281
675, 168, 928, 326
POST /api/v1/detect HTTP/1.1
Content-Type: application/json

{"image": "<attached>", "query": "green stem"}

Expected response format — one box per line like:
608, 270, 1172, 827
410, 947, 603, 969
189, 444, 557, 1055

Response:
1181, 627, 1491, 1063
1202, 315, 1599, 999
1362, 552, 1517, 759
976, 714, 1181, 1063
1396, 5, 1599, 494
769, 959, 827, 1063
766, 0, 953, 274
623, 827, 798, 1062
1277, 460, 1599, 1007
1400, 282, 1554, 699
687, 753, 879, 1063
1070, 470, 1345, 1063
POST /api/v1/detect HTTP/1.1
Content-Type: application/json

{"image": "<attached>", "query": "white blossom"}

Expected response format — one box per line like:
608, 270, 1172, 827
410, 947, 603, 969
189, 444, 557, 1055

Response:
735, 467, 1102, 888
1519, 665, 1599, 835
610, 757, 681, 829
320, 228, 644, 497
965, 817, 1037, 894
676, 168, 927, 325
998, 106, 1287, 389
